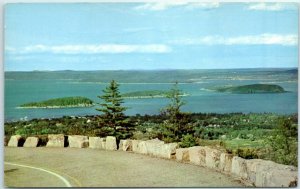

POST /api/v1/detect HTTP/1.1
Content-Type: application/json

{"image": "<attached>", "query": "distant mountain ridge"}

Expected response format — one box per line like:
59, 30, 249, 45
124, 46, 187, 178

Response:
5, 68, 297, 84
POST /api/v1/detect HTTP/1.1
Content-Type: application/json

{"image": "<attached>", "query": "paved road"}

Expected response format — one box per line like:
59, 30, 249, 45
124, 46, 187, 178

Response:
4, 147, 244, 187
4, 162, 73, 187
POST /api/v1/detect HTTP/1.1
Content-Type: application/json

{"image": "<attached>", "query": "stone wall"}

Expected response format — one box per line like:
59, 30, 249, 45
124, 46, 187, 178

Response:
7, 135, 25, 147
183, 146, 297, 187
175, 148, 189, 162
68, 135, 89, 148
24, 137, 39, 147
105, 136, 117, 151
5, 135, 298, 187
130, 139, 178, 159
89, 137, 106, 149
119, 139, 132, 151
46, 134, 65, 147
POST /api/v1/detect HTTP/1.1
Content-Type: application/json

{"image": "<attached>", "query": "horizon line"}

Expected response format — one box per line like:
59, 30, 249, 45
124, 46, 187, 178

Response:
4, 67, 298, 72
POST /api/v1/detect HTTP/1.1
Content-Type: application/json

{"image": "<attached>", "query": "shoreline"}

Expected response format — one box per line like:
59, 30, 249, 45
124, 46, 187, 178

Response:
16, 104, 95, 109
123, 94, 189, 99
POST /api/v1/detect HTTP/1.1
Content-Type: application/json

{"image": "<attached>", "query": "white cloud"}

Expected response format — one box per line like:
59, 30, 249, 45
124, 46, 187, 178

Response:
226, 34, 297, 46
170, 34, 298, 46
8, 44, 172, 54
185, 2, 220, 10
134, 2, 219, 11
247, 3, 297, 11
134, 2, 187, 11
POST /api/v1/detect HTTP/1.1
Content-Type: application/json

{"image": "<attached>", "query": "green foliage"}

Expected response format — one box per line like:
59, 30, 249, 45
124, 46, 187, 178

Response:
265, 117, 298, 166
4, 116, 99, 137
96, 80, 134, 139
123, 90, 188, 98
216, 84, 286, 94
224, 139, 265, 149
132, 122, 163, 140
180, 134, 196, 148
163, 82, 186, 122
160, 82, 193, 142
4, 111, 298, 167
124, 90, 167, 98
231, 148, 259, 159
197, 139, 224, 147
20, 96, 93, 108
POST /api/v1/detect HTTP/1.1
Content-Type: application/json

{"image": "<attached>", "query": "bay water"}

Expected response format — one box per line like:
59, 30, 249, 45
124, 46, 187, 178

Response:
5, 69, 298, 121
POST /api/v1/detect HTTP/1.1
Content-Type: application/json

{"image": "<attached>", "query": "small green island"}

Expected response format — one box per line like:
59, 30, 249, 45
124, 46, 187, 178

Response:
18, 96, 94, 109
123, 90, 188, 99
214, 84, 286, 94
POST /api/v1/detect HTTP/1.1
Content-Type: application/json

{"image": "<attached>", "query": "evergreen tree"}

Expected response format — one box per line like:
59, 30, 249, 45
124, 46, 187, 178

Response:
161, 82, 193, 142
96, 80, 133, 139
266, 117, 298, 166
164, 81, 185, 124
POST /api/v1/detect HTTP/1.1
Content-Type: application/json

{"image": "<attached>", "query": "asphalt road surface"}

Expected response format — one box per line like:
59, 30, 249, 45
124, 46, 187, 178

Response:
4, 147, 245, 187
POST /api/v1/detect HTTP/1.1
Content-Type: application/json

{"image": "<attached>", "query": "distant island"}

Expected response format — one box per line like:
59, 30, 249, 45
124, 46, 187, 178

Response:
123, 90, 189, 99
19, 96, 94, 109
215, 84, 286, 94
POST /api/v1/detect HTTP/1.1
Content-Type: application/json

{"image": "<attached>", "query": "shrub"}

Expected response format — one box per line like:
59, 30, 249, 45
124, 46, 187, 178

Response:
265, 117, 298, 166
232, 147, 259, 159
179, 134, 196, 148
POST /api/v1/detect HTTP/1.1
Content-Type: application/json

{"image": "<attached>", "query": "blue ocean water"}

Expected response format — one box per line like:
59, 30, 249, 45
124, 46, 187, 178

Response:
4, 70, 298, 121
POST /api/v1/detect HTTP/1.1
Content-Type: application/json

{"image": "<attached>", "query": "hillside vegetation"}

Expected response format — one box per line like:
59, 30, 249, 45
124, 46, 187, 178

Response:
19, 96, 94, 108
5, 68, 297, 83
215, 84, 286, 94
4, 113, 298, 166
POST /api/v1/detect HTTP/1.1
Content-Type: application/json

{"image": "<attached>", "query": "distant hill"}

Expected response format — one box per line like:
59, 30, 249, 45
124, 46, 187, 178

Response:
283, 69, 298, 74
215, 84, 286, 94
5, 68, 297, 83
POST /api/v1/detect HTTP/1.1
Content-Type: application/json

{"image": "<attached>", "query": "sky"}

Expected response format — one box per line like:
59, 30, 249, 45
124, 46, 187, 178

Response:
4, 2, 299, 71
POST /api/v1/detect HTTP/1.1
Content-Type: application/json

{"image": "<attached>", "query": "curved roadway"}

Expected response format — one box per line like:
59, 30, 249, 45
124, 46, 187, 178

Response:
5, 147, 244, 187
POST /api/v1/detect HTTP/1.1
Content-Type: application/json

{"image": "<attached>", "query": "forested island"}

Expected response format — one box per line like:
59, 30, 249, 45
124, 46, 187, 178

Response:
123, 90, 188, 99
215, 84, 286, 94
18, 96, 94, 109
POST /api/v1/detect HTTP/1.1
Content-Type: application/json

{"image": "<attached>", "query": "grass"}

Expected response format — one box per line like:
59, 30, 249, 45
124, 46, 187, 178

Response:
224, 139, 265, 149
199, 139, 265, 150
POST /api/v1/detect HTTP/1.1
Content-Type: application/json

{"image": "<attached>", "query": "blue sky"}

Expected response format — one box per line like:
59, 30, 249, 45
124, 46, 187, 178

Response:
4, 2, 299, 71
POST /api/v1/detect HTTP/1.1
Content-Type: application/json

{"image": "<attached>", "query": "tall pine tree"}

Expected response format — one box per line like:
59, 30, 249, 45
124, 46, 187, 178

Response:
165, 81, 185, 124
96, 80, 133, 139
161, 82, 193, 142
